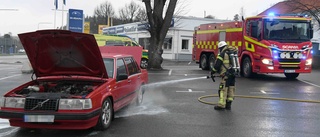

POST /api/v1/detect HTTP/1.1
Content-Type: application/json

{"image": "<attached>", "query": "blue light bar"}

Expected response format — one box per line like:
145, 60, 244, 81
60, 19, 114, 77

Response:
268, 12, 275, 16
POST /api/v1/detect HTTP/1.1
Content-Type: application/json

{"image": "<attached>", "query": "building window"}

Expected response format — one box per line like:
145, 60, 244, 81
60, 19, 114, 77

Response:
138, 38, 150, 50
182, 39, 189, 50
163, 37, 172, 50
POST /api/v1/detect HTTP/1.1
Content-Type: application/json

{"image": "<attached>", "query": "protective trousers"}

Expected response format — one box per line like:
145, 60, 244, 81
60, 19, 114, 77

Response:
217, 75, 235, 107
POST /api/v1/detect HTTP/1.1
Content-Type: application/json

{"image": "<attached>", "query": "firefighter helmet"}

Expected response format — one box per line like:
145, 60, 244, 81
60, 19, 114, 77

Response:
218, 41, 227, 48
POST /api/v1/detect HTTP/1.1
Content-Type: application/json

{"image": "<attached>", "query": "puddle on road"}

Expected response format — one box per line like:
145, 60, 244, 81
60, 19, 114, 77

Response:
115, 102, 168, 118
115, 76, 208, 118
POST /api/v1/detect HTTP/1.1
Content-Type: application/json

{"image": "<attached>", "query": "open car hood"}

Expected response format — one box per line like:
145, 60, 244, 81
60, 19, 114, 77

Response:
18, 30, 108, 78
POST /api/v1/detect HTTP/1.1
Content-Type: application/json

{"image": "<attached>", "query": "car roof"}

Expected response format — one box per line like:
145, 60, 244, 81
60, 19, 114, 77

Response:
101, 53, 133, 59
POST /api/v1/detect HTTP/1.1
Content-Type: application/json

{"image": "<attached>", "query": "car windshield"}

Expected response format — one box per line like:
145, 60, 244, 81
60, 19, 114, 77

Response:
103, 58, 114, 78
263, 19, 311, 42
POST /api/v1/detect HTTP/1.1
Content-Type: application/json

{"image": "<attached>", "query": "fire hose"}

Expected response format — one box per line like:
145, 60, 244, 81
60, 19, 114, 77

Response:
198, 75, 320, 105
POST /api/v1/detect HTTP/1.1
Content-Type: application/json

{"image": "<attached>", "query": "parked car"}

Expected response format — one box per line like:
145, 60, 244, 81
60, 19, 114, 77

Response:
0, 30, 148, 130
94, 34, 149, 69
18, 49, 25, 53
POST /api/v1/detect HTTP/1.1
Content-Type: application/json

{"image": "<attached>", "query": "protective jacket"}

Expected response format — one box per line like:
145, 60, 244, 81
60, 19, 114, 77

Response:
212, 45, 238, 76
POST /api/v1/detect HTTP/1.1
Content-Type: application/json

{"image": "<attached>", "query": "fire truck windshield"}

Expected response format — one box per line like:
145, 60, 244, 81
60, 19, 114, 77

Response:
263, 19, 311, 42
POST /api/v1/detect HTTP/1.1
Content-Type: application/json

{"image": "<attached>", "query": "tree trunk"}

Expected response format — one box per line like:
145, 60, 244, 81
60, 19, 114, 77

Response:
148, 34, 163, 70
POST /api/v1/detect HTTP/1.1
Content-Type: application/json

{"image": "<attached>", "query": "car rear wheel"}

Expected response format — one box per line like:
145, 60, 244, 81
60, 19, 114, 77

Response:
136, 86, 144, 105
95, 98, 113, 130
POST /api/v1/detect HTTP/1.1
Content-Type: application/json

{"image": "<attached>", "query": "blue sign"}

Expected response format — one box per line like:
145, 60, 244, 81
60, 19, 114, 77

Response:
68, 9, 83, 33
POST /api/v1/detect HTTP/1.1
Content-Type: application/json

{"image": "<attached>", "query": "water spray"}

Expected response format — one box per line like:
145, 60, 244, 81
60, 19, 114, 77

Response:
143, 76, 208, 89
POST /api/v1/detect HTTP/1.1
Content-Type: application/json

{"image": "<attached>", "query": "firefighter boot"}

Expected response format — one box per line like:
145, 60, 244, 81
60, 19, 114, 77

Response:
214, 105, 225, 110
225, 101, 232, 110
214, 87, 226, 111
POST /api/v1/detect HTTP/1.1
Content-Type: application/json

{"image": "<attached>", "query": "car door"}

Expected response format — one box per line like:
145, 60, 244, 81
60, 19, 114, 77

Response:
114, 58, 131, 108
124, 57, 141, 102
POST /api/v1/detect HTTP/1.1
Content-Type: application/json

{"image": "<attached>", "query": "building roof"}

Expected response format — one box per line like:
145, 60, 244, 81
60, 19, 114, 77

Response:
258, 0, 320, 16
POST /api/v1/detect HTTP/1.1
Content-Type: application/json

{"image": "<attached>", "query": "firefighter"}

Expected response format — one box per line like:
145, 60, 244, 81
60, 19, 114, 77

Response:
211, 41, 238, 110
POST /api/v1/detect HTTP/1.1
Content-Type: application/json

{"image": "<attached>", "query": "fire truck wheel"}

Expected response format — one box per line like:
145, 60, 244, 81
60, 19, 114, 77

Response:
242, 57, 253, 78
200, 54, 209, 70
209, 54, 216, 70
284, 73, 299, 79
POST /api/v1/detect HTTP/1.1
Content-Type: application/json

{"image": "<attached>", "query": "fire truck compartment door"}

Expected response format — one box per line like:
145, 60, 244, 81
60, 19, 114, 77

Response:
219, 31, 226, 41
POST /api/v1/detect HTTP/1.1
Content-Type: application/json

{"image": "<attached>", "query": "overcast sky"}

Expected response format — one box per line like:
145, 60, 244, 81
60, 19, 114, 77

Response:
0, 0, 283, 36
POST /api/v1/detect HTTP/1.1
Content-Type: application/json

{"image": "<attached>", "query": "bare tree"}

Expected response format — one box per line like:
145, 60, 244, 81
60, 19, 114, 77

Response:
119, 1, 143, 23
233, 14, 239, 21
94, 1, 115, 25
285, 0, 320, 26
135, 8, 148, 22
142, 0, 178, 69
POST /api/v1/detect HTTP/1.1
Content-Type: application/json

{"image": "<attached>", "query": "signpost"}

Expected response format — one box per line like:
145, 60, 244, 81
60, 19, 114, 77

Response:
68, 9, 84, 33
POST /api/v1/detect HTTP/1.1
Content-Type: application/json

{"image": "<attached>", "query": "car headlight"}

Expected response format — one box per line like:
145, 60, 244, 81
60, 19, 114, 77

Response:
262, 58, 273, 65
2, 97, 25, 108
306, 59, 312, 66
59, 99, 92, 110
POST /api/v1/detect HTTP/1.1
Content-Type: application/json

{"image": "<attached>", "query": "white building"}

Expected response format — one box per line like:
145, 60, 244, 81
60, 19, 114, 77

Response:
103, 16, 228, 61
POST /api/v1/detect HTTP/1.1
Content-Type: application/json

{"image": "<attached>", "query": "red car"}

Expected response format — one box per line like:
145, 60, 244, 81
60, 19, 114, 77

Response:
0, 30, 148, 130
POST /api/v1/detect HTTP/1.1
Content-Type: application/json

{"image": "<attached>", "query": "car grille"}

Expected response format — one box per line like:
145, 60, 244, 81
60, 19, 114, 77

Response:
24, 98, 58, 111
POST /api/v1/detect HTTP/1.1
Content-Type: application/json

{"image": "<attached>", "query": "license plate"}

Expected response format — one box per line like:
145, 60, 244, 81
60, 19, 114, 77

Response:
24, 115, 54, 122
285, 70, 295, 73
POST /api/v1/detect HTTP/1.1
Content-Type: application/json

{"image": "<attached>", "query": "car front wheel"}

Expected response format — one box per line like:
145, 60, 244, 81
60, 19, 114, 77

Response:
95, 98, 113, 130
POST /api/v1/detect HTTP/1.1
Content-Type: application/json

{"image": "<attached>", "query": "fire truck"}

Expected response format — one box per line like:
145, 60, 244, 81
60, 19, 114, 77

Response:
192, 13, 314, 79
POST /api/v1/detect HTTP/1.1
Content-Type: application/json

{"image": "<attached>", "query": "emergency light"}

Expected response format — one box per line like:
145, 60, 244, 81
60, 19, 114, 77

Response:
268, 12, 275, 16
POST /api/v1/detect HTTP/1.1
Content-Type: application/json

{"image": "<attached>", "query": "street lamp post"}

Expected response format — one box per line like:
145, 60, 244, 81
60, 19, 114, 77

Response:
52, 9, 68, 30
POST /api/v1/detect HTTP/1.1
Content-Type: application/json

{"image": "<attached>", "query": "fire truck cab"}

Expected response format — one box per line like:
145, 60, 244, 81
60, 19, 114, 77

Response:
193, 13, 313, 79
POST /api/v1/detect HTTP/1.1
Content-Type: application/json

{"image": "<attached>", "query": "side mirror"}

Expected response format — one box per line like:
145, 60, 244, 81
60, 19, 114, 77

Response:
310, 29, 314, 39
117, 73, 128, 81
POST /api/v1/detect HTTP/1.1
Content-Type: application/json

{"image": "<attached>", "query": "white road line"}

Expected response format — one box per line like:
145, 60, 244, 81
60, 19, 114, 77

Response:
299, 80, 320, 88
0, 74, 22, 81
168, 69, 172, 76
250, 92, 280, 95
176, 91, 206, 93
260, 90, 267, 94
176, 89, 206, 93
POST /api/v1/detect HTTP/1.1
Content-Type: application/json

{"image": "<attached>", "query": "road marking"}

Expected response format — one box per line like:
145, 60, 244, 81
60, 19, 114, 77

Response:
299, 80, 320, 88
0, 74, 22, 81
250, 92, 280, 95
168, 69, 172, 76
260, 90, 267, 94
176, 89, 206, 93
0, 127, 19, 137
